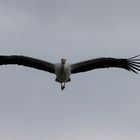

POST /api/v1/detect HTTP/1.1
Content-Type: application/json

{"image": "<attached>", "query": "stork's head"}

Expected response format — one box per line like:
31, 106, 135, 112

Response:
61, 58, 66, 64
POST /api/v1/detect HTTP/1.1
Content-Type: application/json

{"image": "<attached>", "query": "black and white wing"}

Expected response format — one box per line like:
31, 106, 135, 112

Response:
0, 55, 55, 74
71, 55, 140, 74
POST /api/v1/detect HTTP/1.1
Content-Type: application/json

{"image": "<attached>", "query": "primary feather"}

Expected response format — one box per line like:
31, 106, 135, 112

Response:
71, 56, 140, 74
0, 55, 55, 73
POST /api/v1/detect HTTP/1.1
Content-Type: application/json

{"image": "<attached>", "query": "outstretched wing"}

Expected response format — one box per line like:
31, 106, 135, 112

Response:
71, 55, 140, 74
0, 55, 55, 74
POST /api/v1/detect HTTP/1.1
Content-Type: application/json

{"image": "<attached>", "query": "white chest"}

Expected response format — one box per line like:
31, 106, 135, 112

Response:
55, 63, 71, 82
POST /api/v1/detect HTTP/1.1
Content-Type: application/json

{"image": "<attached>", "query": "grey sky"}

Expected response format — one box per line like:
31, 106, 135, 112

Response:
0, 0, 140, 140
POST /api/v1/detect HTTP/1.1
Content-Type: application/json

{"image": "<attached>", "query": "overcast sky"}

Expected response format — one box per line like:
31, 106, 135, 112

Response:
0, 0, 140, 140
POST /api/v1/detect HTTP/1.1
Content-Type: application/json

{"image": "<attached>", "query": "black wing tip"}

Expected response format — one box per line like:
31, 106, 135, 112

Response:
129, 54, 140, 59
128, 55, 140, 74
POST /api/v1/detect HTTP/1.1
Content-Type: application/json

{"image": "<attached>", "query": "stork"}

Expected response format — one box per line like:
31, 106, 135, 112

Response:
0, 55, 140, 90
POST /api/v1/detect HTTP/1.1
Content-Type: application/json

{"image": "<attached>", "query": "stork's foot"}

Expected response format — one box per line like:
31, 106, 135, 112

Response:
61, 86, 65, 91
61, 83, 65, 91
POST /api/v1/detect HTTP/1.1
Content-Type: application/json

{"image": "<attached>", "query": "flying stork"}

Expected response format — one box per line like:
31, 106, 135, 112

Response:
0, 55, 140, 90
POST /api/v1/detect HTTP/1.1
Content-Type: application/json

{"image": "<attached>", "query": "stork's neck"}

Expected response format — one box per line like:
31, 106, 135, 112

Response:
61, 58, 66, 70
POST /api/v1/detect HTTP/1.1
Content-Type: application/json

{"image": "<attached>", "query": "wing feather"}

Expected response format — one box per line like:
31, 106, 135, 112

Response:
71, 56, 140, 74
0, 55, 55, 74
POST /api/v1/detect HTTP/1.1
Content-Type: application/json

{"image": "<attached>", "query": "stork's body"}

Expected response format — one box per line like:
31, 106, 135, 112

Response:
0, 55, 139, 90
55, 59, 71, 90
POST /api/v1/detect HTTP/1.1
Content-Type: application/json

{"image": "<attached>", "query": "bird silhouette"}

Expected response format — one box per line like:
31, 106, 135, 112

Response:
0, 55, 140, 90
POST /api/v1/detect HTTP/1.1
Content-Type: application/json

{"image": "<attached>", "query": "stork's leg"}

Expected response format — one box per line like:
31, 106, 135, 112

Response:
61, 83, 65, 91
61, 83, 63, 90
63, 83, 65, 90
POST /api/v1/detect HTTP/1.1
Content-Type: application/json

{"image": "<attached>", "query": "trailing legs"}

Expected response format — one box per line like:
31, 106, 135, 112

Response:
61, 83, 65, 91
